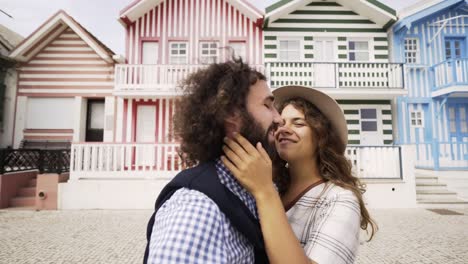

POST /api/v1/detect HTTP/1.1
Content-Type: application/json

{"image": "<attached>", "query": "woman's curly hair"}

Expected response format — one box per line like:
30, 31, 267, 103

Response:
173, 59, 266, 167
273, 98, 378, 241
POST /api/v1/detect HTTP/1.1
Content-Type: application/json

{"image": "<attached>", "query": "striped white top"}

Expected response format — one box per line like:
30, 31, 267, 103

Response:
286, 182, 361, 264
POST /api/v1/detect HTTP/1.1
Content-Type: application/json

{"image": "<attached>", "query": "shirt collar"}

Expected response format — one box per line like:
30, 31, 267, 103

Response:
214, 158, 257, 217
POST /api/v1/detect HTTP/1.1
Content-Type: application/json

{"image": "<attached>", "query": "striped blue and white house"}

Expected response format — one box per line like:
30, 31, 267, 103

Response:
391, 0, 468, 170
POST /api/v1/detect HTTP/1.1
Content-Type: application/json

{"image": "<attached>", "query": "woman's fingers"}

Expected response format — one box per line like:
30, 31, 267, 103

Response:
221, 155, 241, 178
222, 144, 243, 168
224, 136, 249, 161
256, 142, 271, 164
233, 133, 259, 156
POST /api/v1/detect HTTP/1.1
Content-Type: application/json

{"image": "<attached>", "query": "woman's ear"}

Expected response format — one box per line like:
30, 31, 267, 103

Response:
224, 111, 242, 138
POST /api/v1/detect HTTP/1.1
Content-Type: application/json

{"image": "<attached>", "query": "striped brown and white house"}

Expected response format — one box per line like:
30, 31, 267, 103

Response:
9, 10, 118, 149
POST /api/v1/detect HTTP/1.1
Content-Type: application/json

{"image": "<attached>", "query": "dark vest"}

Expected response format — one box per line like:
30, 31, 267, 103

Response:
143, 162, 269, 264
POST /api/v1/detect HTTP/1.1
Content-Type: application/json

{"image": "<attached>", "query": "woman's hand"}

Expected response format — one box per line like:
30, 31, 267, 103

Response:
221, 133, 276, 199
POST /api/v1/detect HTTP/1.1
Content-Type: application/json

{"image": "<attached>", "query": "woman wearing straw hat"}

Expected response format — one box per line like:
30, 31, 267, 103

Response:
221, 85, 377, 264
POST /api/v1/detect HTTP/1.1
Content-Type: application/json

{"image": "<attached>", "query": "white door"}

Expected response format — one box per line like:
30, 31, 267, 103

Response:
360, 108, 382, 145
142, 42, 159, 85
314, 38, 335, 88
136, 105, 156, 166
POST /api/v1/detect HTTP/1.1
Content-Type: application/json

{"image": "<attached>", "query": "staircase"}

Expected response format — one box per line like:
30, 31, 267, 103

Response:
416, 171, 468, 208
9, 177, 36, 209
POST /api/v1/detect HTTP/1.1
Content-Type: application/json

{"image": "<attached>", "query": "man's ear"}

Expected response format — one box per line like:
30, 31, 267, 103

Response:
224, 111, 242, 138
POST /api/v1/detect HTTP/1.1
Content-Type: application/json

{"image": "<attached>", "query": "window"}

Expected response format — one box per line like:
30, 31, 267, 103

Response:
348, 41, 369, 61
404, 38, 419, 64
169, 42, 188, 64
228, 42, 246, 60
461, 107, 468, 133
279, 39, 300, 61
200, 42, 219, 63
142, 42, 158, 64
410, 111, 424, 128
445, 38, 465, 60
360, 109, 378, 131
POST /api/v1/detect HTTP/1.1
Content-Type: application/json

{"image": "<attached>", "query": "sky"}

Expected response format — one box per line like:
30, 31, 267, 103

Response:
0, 0, 421, 56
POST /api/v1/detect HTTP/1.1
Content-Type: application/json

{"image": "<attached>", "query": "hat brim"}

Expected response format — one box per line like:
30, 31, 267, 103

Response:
272, 85, 348, 153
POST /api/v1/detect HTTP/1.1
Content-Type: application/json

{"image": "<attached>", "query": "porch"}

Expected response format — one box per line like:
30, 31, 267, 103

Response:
70, 143, 405, 180
415, 142, 468, 170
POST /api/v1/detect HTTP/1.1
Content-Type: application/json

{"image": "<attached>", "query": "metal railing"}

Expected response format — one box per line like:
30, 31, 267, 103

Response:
0, 148, 70, 174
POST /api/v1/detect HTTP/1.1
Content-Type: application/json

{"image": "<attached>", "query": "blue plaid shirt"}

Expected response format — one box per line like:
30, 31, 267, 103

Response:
147, 159, 258, 264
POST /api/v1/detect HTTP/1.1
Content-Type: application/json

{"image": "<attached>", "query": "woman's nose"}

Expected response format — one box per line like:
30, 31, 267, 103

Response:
274, 124, 292, 137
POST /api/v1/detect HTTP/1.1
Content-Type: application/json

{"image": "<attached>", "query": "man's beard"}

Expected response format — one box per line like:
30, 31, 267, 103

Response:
240, 112, 278, 159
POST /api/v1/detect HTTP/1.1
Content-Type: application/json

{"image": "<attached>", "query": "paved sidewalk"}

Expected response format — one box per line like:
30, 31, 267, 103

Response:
0, 208, 467, 263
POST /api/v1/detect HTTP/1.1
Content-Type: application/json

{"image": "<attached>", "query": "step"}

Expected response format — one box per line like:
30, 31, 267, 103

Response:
10, 197, 35, 207
28, 178, 37, 187
416, 183, 448, 192
18, 187, 36, 197
415, 178, 439, 185
416, 191, 458, 200
417, 198, 468, 208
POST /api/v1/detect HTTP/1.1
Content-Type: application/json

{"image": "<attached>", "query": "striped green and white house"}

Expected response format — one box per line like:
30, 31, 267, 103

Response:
264, 0, 406, 147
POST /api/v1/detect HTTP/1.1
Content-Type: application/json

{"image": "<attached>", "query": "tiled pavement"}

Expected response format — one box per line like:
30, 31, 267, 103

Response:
0, 208, 467, 263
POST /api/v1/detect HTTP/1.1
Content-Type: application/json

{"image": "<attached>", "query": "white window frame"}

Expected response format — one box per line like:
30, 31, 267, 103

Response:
169, 42, 188, 65
404, 38, 420, 64
199, 42, 219, 63
228, 41, 246, 61
278, 37, 302, 61
410, 110, 424, 128
348, 39, 371, 62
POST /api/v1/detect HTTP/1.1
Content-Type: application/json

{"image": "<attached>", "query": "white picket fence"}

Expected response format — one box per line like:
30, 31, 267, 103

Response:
70, 143, 403, 180
346, 146, 402, 179
415, 141, 468, 169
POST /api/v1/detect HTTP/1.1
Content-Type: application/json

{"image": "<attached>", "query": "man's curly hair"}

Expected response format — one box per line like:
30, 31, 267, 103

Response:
173, 59, 266, 166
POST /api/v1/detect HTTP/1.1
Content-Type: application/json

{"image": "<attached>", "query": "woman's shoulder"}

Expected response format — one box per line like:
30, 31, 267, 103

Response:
322, 182, 359, 203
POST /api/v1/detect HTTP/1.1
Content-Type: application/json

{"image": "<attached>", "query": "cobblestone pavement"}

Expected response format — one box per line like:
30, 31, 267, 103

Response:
0, 208, 467, 264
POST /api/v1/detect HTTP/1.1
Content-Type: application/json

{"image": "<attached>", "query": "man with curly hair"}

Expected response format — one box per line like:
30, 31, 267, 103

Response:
144, 59, 282, 264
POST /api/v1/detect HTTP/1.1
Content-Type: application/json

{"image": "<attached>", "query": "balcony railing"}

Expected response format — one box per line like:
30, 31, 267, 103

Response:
265, 62, 404, 89
432, 58, 468, 91
114, 64, 265, 96
70, 143, 402, 180
0, 148, 70, 174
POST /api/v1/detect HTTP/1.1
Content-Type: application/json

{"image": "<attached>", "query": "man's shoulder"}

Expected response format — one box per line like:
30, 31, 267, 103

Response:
159, 187, 222, 212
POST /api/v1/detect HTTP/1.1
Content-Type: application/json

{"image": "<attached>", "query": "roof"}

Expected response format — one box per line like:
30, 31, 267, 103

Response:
119, 0, 264, 25
265, 0, 397, 29
9, 10, 115, 63
0, 24, 24, 53
393, 0, 467, 32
